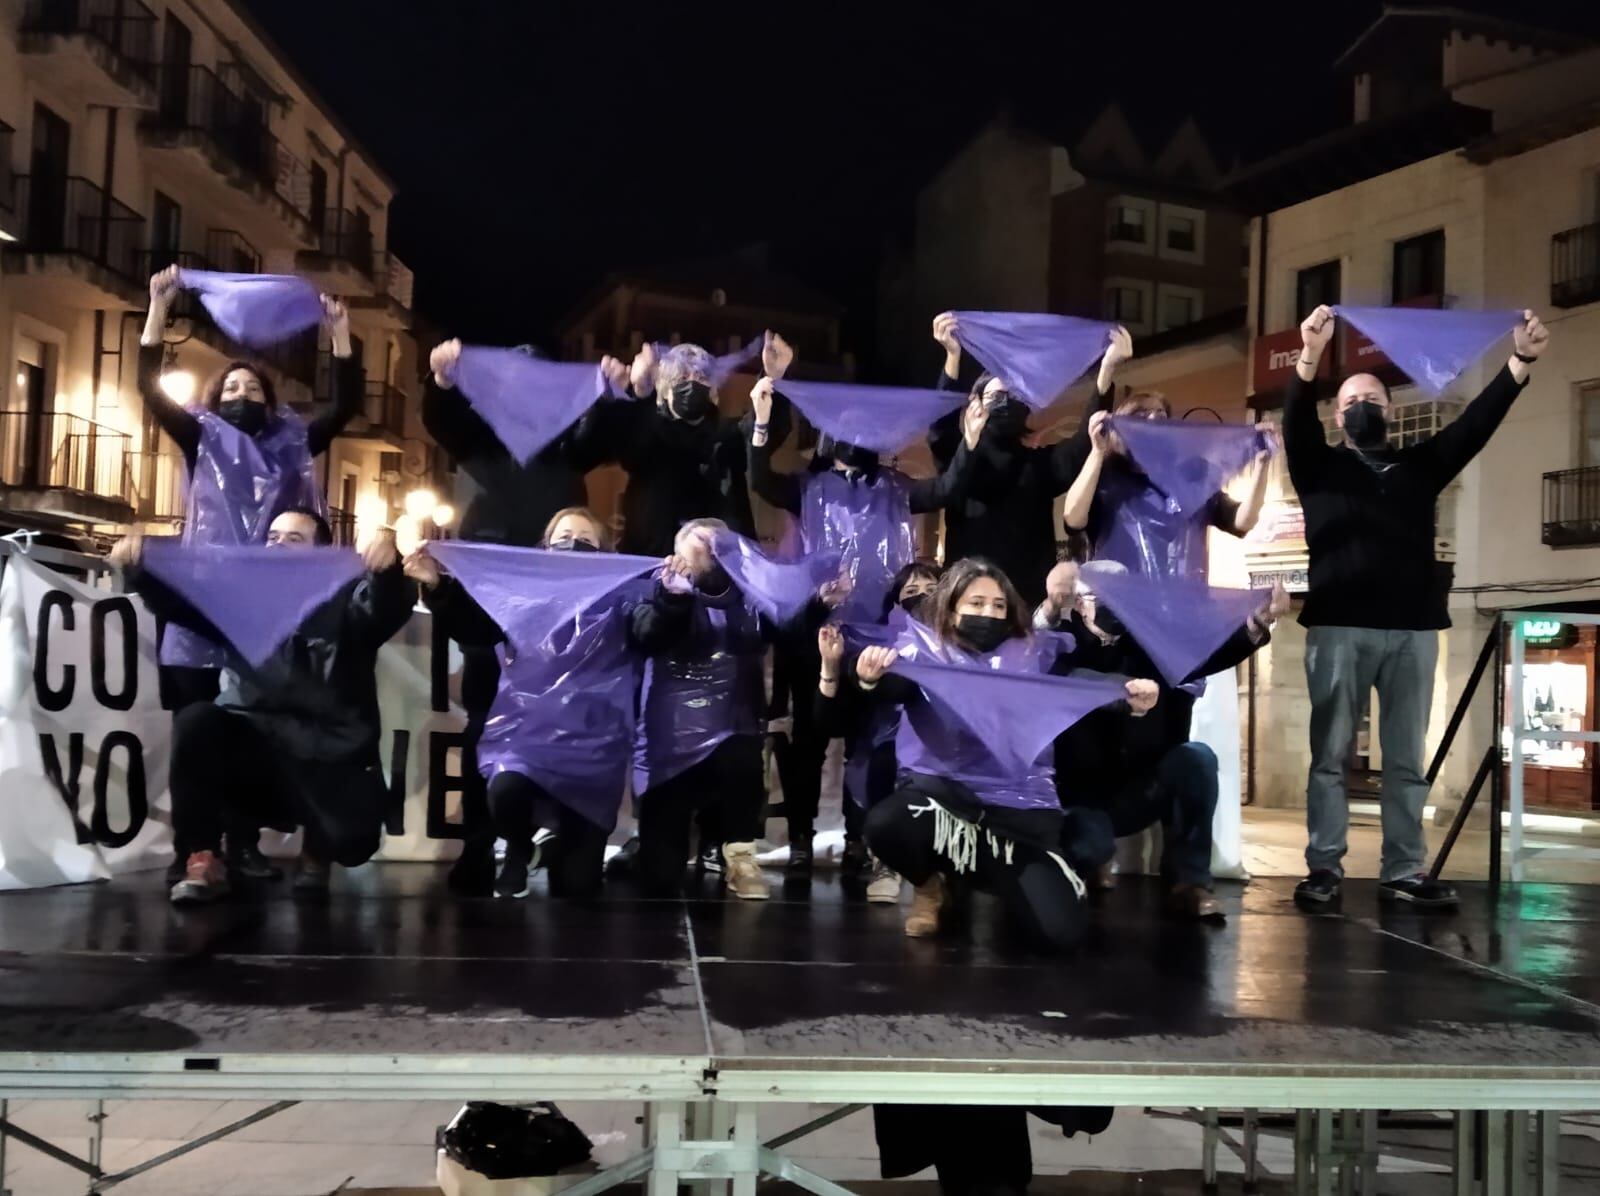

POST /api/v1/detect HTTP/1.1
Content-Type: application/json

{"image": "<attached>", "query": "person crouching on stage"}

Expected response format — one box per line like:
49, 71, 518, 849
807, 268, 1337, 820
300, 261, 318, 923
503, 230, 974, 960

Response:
1041, 560, 1285, 920
408, 507, 642, 900
628, 519, 786, 901
112, 510, 411, 904
840, 558, 1156, 950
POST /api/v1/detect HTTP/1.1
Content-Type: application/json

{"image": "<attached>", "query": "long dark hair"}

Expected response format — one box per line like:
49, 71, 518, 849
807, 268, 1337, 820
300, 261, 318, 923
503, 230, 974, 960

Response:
200, 360, 277, 412
883, 559, 943, 620
926, 557, 1028, 647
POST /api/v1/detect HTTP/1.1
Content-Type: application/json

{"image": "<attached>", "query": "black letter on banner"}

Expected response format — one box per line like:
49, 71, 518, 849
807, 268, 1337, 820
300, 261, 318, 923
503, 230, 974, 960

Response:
384, 728, 410, 836
33, 591, 75, 711
426, 730, 467, 840
92, 731, 147, 849
430, 617, 451, 714
38, 732, 92, 843
90, 597, 138, 711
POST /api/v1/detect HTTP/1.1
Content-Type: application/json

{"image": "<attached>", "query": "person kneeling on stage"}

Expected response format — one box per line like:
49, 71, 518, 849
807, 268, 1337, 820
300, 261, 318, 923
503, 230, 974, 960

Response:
1042, 560, 1284, 920
113, 509, 410, 904
841, 559, 1154, 951
628, 519, 783, 901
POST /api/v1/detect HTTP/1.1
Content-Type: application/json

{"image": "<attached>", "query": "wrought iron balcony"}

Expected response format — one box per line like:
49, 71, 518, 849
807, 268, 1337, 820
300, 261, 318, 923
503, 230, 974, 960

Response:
1544, 467, 1600, 547
0, 121, 15, 220
206, 228, 260, 274
1551, 221, 1600, 309
4, 175, 146, 300
18, 0, 159, 105
0, 409, 134, 522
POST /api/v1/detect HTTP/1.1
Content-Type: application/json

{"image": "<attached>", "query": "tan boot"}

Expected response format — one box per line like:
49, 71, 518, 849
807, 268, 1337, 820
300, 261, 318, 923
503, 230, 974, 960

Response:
904, 874, 947, 937
721, 842, 770, 901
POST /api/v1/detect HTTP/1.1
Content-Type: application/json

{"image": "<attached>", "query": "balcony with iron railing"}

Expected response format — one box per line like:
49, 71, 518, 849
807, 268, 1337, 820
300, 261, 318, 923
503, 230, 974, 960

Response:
350, 251, 414, 327
365, 379, 408, 440
141, 64, 312, 240
296, 208, 375, 291
327, 505, 358, 546
126, 449, 185, 522
1543, 467, 1600, 547
206, 227, 260, 273
0, 122, 15, 221
3, 175, 147, 305
18, 0, 159, 107
1552, 222, 1600, 309
0, 409, 134, 523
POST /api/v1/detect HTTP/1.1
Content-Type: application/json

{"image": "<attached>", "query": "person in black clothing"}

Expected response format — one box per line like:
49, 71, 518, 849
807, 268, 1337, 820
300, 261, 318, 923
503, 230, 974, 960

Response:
110, 509, 412, 905
1287, 305, 1549, 909
420, 338, 627, 895
1042, 558, 1284, 920
141, 266, 361, 882
928, 313, 1130, 604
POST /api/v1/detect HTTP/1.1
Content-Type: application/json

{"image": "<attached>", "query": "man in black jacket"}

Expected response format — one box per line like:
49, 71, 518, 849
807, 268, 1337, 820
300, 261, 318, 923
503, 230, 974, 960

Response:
1287, 305, 1548, 909
1044, 559, 1280, 921
113, 509, 413, 905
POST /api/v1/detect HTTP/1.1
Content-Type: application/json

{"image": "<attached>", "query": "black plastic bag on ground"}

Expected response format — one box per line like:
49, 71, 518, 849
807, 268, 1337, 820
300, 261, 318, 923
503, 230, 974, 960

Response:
438, 1101, 593, 1179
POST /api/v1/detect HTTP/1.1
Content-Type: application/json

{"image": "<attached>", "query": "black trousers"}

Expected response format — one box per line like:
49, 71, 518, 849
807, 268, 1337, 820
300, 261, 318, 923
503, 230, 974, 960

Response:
456, 646, 500, 864
864, 789, 1090, 954
873, 1103, 1033, 1194
637, 735, 765, 896
160, 666, 221, 861
1068, 742, 1219, 890
773, 636, 829, 845
486, 772, 610, 899
171, 704, 385, 867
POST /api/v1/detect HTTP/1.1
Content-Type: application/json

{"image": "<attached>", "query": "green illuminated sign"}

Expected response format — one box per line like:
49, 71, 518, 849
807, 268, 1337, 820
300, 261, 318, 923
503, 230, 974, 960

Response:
1522, 619, 1569, 647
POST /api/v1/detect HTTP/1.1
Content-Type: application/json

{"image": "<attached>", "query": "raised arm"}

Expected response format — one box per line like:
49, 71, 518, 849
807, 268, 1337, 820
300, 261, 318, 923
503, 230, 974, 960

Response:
907, 399, 988, 512
137, 268, 201, 464
346, 530, 414, 646
1049, 326, 1130, 492
306, 297, 359, 456
928, 312, 965, 467
746, 376, 803, 514
1061, 411, 1112, 532
1410, 311, 1546, 492
1283, 305, 1336, 492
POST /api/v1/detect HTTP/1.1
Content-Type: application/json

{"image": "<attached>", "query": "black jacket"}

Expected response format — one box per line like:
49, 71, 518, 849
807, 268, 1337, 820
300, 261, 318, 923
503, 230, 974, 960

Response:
130, 558, 414, 766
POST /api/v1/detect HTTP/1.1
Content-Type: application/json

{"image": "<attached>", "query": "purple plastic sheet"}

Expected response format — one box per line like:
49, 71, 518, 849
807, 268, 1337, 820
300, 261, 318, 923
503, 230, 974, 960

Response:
709, 530, 841, 624
453, 346, 608, 465
799, 470, 915, 623
651, 338, 762, 386
633, 592, 766, 793
141, 540, 363, 668
951, 311, 1114, 409
1091, 467, 1215, 582
1110, 416, 1270, 517
778, 379, 966, 453
427, 542, 656, 655
476, 587, 645, 831
177, 269, 323, 349
1333, 305, 1522, 397
163, 408, 322, 669
1080, 562, 1265, 687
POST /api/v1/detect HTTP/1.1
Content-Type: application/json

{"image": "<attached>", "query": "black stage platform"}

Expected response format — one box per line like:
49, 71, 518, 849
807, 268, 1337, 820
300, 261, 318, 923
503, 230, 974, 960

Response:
2, 866, 1600, 1111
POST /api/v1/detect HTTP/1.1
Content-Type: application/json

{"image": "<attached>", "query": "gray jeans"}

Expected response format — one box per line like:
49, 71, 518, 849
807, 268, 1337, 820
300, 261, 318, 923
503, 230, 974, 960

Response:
1304, 626, 1438, 881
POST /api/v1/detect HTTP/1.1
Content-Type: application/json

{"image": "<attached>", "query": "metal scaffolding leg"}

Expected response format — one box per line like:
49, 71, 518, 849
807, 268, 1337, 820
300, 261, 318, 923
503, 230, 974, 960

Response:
1537, 1112, 1560, 1196
1242, 1108, 1260, 1194
1202, 1107, 1220, 1192
1359, 1110, 1379, 1196
0, 1098, 9, 1196
1454, 1111, 1477, 1196
1295, 1110, 1314, 1196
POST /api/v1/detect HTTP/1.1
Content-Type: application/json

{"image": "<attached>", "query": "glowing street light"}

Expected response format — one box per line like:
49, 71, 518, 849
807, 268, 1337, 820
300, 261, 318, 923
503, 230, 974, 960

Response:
159, 370, 197, 405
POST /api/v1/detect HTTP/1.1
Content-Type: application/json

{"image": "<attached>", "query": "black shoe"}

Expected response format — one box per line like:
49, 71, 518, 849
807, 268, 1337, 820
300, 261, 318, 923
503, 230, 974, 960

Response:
786, 845, 814, 877
447, 840, 496, 897
495, 842, 538, 899
293, 855, 330, 898
1294, 870, 1342, 905
225, 835, 283, 882
840, 839, 869, 877
606, 836, 641, 878
1379, 874, 1459, 909
696, 844, 725, 875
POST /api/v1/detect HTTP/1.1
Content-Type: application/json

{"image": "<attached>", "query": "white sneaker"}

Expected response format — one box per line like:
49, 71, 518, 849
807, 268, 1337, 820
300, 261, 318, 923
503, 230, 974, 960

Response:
865, 858, 901, 904
721, 842, 770, 900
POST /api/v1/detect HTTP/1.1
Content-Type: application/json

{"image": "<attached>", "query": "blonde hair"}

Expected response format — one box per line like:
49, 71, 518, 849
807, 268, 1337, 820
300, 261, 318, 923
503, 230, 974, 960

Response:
1114, 389, 1172, 418
541, 506, 610, 549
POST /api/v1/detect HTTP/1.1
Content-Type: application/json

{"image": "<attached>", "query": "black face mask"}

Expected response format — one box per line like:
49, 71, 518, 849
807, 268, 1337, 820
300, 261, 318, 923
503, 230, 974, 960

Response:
898, 593, 926, 615
983, 396, 1030, 440
831, 442, 879, 474
550, 538, 599, 552
666, 380, 714, 422
956, 614, 1012, 653
697, 563, 731, 594
218, 399, 268, 436
1343, 401, 1389, 451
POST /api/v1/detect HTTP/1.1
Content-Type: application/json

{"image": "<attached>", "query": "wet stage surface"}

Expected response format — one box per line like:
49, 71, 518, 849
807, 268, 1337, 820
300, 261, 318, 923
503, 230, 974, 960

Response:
3, 865, 1600, 1082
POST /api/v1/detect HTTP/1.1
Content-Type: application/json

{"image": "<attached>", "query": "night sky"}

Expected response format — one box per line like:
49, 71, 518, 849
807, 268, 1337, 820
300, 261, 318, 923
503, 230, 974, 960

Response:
240, 1, 1600, 355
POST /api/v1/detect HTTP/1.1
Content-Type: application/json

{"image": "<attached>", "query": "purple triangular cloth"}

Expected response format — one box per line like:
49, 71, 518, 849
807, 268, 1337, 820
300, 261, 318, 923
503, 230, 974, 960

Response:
892, 657, 1128, 775
1333, 305, 1522, 397
652, 338, 762, 386
779, 379, 966, 453
709, 531, 842, 624
951, 310, 1114, 409
176, 269, 323, 349
1110, 417, 1272, 516
453, 347, 609, 464
428, 542, 657, 655
140, 540, 364, 668
1081, 563, 1265, 687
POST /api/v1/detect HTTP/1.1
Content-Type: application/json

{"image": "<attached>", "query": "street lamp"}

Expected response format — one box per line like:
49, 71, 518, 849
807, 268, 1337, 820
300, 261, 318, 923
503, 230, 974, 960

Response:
159, 370, 197, 405
403, 488, 437, 521
432, 503, 455, 528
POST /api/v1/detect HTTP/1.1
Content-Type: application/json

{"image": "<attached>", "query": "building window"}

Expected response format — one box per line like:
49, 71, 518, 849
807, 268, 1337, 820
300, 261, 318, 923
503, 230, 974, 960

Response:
1106, 196, 1154, 252
1581, 381, 1600, 468
1157, 204, 1206, 264
1296, 260, 1341, 322
1157, 285, 1204, 332
1392, 230, 1445, 304
1103, 279, 1153, 333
